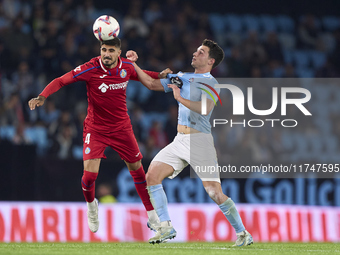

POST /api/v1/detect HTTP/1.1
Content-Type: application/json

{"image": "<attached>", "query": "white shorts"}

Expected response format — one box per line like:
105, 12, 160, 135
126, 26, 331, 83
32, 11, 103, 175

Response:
152, 132, 221, 183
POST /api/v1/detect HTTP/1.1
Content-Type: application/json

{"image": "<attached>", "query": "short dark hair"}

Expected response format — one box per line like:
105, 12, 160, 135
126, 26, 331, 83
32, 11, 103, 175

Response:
202, 39, 224, 69
100, 37, 121, 48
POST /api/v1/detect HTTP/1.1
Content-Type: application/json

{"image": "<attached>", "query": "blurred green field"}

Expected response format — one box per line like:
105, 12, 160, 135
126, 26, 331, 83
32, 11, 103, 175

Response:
1, 242, 340, 255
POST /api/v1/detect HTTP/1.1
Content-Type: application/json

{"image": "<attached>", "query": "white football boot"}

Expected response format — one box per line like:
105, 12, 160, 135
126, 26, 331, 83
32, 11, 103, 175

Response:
87, 198, 99, 233
148, 221, 177, 244
233, 230, 253, 246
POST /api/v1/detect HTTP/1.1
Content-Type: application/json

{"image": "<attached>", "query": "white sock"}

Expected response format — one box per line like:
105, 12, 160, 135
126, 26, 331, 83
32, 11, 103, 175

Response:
147, 210, 160, 224
87, 199, 97, 211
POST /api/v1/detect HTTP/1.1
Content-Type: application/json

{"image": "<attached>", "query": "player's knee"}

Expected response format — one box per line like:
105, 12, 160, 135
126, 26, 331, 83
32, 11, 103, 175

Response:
146, 171, 155, 185
81, 170, 98, 188
126, 160, 141, 171
146, 169, 159, 186
204, 185, 219, 201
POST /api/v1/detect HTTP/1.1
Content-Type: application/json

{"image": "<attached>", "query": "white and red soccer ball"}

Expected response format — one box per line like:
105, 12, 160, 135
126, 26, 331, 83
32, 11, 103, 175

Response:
93, 15, 120, 41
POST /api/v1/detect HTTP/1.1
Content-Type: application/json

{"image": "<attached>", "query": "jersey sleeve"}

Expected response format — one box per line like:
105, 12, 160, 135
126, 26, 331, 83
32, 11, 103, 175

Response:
130, 68, 159, 81
143, 70, 159, 79
39, 71, 74, 98
39, 62, 95, 98
160, 73, 178, 93
197, 78, 220, 103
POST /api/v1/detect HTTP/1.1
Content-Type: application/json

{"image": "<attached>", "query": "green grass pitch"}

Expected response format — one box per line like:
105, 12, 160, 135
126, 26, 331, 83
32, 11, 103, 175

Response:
0, 242, 339, 255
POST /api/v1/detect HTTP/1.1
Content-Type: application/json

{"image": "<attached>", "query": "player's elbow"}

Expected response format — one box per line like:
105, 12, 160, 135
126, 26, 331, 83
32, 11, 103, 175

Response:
149, 80, 159, 91
142, 83, 153, 90
139, 79, 153, 90
149, 80, 164, 91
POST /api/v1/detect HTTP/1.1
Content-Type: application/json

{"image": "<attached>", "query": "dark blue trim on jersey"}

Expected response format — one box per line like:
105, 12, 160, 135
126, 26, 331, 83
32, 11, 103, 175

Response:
116, 68, 118, 75
122, 61, 134, 66
108, 70, 111, 76
73, 66, 96, 78
122, 61, 136, 72
82, 180, 94, 188
134, 180, 146, 184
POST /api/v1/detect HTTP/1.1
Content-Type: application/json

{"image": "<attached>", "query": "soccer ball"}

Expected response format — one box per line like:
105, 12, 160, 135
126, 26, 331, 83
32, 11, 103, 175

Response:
93, 15, 120, 41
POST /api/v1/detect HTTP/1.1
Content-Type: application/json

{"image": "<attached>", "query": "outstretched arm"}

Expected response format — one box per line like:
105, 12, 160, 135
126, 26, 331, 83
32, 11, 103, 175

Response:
28, 71, 75, 110
127, 50, 172, 85
132, 62, 167, 91
168, 84, 215, 115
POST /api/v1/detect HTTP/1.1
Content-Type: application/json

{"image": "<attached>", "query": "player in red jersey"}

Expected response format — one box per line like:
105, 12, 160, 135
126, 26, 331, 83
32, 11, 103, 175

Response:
28, 37, 172, 233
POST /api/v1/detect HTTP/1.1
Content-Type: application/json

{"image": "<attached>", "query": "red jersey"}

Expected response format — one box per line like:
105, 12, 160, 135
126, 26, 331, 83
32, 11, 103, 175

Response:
40, 56, 159, 133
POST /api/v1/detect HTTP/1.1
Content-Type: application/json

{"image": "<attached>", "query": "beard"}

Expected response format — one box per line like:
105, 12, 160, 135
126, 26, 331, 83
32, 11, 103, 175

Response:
103, 58, 116, 67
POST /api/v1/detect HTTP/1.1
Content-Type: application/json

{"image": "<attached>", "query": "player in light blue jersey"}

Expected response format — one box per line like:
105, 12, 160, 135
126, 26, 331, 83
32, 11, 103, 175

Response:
133, 39, 253, 246
161, 71, 218, 134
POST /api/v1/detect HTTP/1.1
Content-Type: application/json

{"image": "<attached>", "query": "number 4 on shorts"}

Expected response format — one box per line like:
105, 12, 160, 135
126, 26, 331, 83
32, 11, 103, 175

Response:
85, 133, 91, 144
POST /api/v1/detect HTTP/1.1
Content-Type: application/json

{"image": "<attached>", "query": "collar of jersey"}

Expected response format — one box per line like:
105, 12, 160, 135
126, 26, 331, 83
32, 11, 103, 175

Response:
196, 72, 211, 76
180, 71, 211, 76
99, 56, 122, 73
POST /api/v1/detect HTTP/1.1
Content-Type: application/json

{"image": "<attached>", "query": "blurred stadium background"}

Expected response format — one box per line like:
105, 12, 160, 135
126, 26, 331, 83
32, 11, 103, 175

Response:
0, 0, 340, 243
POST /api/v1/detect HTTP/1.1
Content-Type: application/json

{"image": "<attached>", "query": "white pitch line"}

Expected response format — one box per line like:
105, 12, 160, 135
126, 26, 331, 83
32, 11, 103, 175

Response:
154, 246, 340, 253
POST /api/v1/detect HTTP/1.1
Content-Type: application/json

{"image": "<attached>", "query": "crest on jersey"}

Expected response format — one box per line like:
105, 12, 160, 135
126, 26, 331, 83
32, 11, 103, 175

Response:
120, 69, 127, 78
189, 78, 194, 82
85, 147, 91, 154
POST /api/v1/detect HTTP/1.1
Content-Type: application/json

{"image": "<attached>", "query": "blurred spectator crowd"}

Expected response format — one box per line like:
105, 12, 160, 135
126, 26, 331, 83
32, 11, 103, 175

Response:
0, 0, 340, 163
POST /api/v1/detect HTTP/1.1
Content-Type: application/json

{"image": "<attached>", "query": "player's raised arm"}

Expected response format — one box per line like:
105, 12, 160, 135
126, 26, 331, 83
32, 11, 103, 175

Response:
28, 59, 95, 111
167, 84, 215, 115
127, 50, 172, 86
132, 62, 167, 91
28, 71, 75, 110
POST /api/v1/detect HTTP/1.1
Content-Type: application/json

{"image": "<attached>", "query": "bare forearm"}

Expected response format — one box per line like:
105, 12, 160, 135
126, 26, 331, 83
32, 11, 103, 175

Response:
133, 63, 155, 89
177, 97, 201, 114
133, 63, 164, 91
168, 84, 214, 115
177, 97, 214, 115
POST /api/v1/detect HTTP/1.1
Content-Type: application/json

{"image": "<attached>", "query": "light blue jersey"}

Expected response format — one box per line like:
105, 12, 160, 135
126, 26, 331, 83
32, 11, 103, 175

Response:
160, 72, 220, 134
